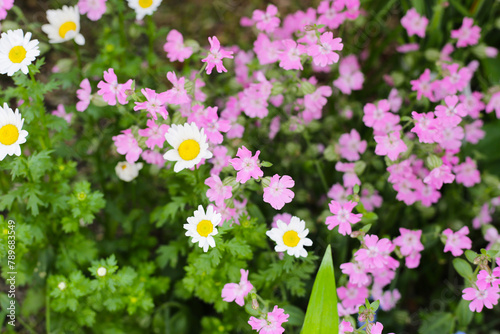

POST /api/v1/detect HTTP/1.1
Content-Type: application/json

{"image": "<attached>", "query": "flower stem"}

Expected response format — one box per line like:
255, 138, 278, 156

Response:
74, 41, 83, 79
29, 70, 51, 149
303, 131, 329, 194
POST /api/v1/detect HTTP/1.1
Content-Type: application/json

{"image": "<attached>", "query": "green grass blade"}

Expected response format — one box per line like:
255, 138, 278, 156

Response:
300, 245, 338, 334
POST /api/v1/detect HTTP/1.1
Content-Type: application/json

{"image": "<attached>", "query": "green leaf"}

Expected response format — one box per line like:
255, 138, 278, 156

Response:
452, 258, 474, 280
282, 304, 305, 327
464, 250, 479, 263
260, 161, 273, 167
456, 298, 473, 328
419, 312, 455, 334
301, 245, 338, 334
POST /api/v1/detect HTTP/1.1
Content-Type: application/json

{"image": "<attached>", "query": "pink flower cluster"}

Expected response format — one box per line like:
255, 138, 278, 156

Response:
462, 258, 500, 312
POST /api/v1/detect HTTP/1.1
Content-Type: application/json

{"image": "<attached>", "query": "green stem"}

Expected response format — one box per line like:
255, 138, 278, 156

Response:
118, 6, 127, 48
18, 316, 38, 334
146, 16, 155, 69
29, 70, 51, 149
74, 41, 82, 79
303, 131, 329, 194
45, 286, 51, 334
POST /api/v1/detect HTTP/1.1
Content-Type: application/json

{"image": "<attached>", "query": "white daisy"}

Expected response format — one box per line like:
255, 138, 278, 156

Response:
0, 29, 40, 76
184, 205, 221, 252
266, 216, 313, 258
41, 5, 85, 46
115, 161, 143, 182
127, 0, 162, 21
0, 103, 28, 161
163, 122, 213, 173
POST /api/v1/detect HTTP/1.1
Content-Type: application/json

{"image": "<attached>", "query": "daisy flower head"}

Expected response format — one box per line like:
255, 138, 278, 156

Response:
163, 122, 213, 172
266, 216, 313, 258
0, 103, 28, 161
42, 5, 85, 45
127, 0, 162, 21
184, 205, 221, 252
0, 29, 40, 76
115, 161, 143, 182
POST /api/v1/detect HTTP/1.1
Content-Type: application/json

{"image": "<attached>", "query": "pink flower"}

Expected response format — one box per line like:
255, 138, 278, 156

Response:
134, 88, 168, 120
278, 39, 306, 71
451, 17, 481, 48
0, 0, 14, 20
472, 203, 492, 229
112, 129, 143, 163
137, 119, 169, 150
205, 174, 232, 206
241, 82, 271, 119
325, 200, 362, 236
410, 69, 434, 101
459, 92, 484, 118
307, 32, 343, 67
378, 289, 401, 311
78, 0, 107, 21
411, 111, 437, 143
339, 320, 354, 334
252, 4, 280, 33
423, 164, 455, 190
388, 88, 402, 112
434, 95, 466, 126
253, 33, 281, 65
76, 78, 91, 112
340, 261, 370, 287
486, 91, 500, 119
442, 226, 472, 256
165, 71, 190, 105
335, 162, 361, 188
462, 285, 499, 312
484, 227, 500, 250
51, 104, 72, 124
271, 213, 292, 228
142, 150, 164, 167
396, 43, 420, 53
97, 68, 133, 106
201, 36, 234, 75
354, 234, 395, 269
401, 8, 428, 38
338, 129, 367, 161
454, 157, 480, 187
338, 283, 369, 308
209, 145, 230, 175
248, 305, 289, 334
317, 0, 345, 29
327, 183, 353, 204
441, 63, 472, 96
374, 131, 407, 161
371, 322, 385, 334
393, 228, 424, 256
229, 146, 263, 184
263, 174, 295, 210
221, 269, 254, 307
362, 99, 391, 131
198, 106, 230, 145
360, 188, 383, 211
476, 270, 500, 290
163, 29, 193, 62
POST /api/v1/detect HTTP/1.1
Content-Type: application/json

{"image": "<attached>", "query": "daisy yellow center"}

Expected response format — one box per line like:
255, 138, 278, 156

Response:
8, 46, 27, 63
0, 124, 19, 146
138, 0, 153, 8
196, 219, 213, 237
121, 164, 127, 170
283, 230, 300, 247
59, 21, 77, 39
178, 139, 200, 161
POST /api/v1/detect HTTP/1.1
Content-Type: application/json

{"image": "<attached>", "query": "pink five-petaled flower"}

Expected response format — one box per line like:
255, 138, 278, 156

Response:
423, 164, 455, 190
338, 129, 367, 161
393, 228, 424, 268
451, 17, 481, 48
339, 320, 354, 334
229, 146, 263, 184
354, 234, 394, 269
164, 71, 190, 105
248, 305, 289, 334
263, 174, 295, 210
454, 157, 481, 187
221, 268, 254, 307
163, 29, 193, 62
134, 88, 169, 120
137, 119, 169, 150
78, 0, 107, 21
476, 269, 500, 290
307, 32, 343, 67
205, 174, 232, 206
325, 200, 362, 236
374, 131, 407, 161
442, 226, 472, 257
486, 91, 500, 119
279, 39, 306, 71
51, 104, 72, 124
462, 285, 500, 312
76, 78, 91, 112
97, 68, 133, 106
0, 0, 13, 20
201, 36, 234, 75
411, 111, 437, 143
252, 4, 280, 33
112, 129, 142, 163
401, 8, 428, 38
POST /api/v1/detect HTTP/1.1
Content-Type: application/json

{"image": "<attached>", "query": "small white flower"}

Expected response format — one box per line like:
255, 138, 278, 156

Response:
0, 103, 28, 161
163, 122, 213, 173
0, 29, 40, 76
266, 216, 313, 258
97, 267, 107, 277
41, 5, 85, 45
58, 282, 66, 290
184, 205, 221, 252
115, 161, 143, 182
127, 0, 162, 21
